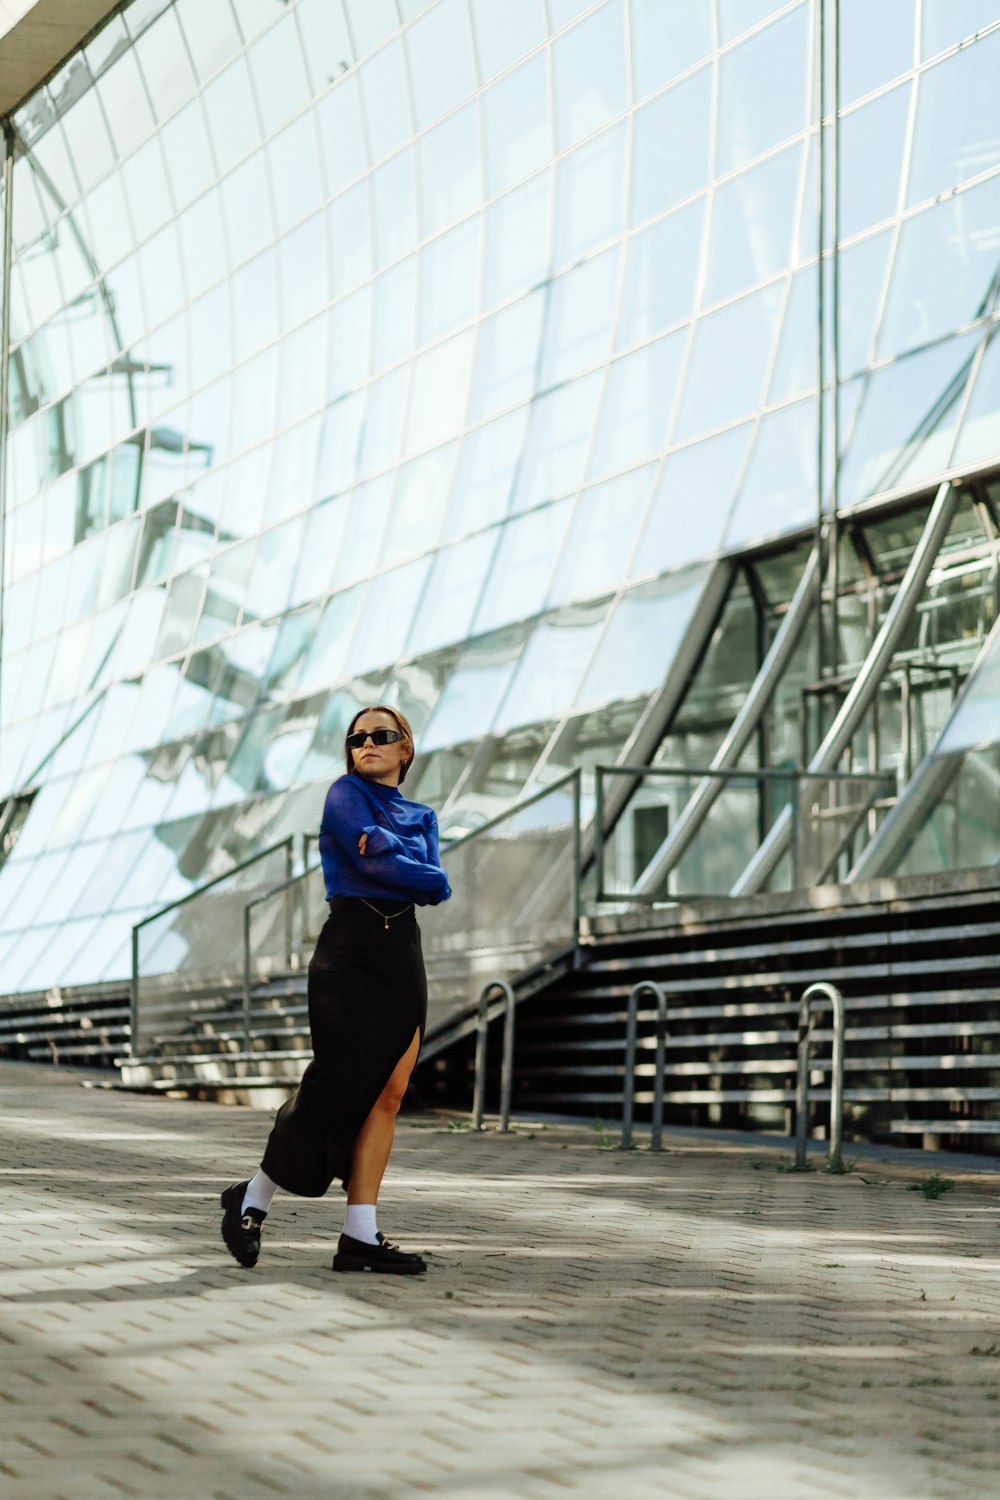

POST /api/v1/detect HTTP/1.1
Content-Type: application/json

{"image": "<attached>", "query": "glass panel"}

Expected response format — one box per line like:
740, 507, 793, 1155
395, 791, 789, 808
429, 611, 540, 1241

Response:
469, 290, 546, 422
421, 625, 529, 751
482, 53, 550, 196
717, 0, 785, 42
202, 58, 262, 175
359, 369, 407, 474
134, 9, 197, 123
510, 371, 602, 512
346, 0, 399, 56
371, 257, 416, 372
839, 0, 914, 106
296, 586, 365, 692
418, 103, 481, 239
406, 0, 476, 128
159, 99, 215, 212
495, 603, 608, 731
230, 250, 278, 363
838, 333, 980, 506
768, 268, 817, 403
277, 313, 327, 429
547, 465, 655, 607
921, 0, 999, 58
587, 330, 687, 480
631, 0, 712, 102
405, 332, 475, 459
327, 182, 371, 298
290, 496, 348, 604
444, 406, 529, 538
539, 249, 618, 388
839, 84, 909, 239
176, 0, 243, 82
878, 176, 1000, 362
615, 198, 705, 349
632, 425, 753, 575
247, 15, 309, 135
406, 529, 498, 656
334, 475, 393, 581
473, 500, 573, 633
220, 153, 274, 266
553, 122, 626, 268
121, 135, 172, 245
98, 46, 156, 158
937, 628, 1000, 755
705, 144, 801, 306
551, 0, 626, 152
276, 213, 326, 331
631, 66, 712, 226
717, 6, 809, 175
359, 40, 412, 163
295, 0, 355, 94
953, 327, 1000, 470
268, 114, 323, 235
470, 0, 544, 83
419, 217, 480, 344
837, 229, 892, 380
381, 443, 457, 565
907, 31, 1000, 207
724, 399, 817, 548
346, 557, 431, 675
317, 389, 366, 495
315, 76, 367, 196
578, 567, 708, 706
328, 285, 371, 400
483, 170, 551, 310
674, 285, 784, 443
371, 148, 416, 269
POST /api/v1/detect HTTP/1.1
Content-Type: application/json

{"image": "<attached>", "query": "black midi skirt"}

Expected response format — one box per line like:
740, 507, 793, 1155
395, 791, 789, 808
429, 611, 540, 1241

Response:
259, 896, 427, 1197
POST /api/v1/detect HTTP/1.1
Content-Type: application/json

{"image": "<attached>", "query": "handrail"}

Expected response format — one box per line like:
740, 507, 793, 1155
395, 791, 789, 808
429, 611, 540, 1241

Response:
130, 834, 295, 1055
794, 981, 846, 1172
471, 979, 516, 1132
595, 765, 893, 901
621, 981, 669, 1150
442, 768, 583, 853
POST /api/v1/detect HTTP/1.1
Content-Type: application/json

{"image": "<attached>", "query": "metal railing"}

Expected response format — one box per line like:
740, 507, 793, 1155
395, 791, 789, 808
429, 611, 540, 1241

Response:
471, 979, 516, 1132
595, 764, 894, 902
130, 835, 294, 1055
621, 981, 669, 1150
794, 981, 846, 1173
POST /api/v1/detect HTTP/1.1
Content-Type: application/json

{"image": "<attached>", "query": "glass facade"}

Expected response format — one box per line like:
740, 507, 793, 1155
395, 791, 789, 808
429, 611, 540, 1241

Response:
1, 0, 1000, 995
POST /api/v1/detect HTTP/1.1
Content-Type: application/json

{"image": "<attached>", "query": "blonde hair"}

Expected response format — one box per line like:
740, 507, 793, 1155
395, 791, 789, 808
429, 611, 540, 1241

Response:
344, 705, 415, 784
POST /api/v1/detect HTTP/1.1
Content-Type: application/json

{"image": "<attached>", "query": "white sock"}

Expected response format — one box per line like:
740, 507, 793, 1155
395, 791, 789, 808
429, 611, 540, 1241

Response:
242, 1169, 278, 1216
343, 1203, 379, 1245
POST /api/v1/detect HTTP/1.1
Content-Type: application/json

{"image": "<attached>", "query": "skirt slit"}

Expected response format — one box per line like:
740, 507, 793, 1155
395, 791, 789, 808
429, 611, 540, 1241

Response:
260, 897, 427, 1198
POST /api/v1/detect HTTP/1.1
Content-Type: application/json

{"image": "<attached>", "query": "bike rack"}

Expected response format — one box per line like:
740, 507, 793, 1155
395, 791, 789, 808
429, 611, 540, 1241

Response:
471, 979, 516, 1133
794, 981, 846, 1172
621, 981, 669, 1150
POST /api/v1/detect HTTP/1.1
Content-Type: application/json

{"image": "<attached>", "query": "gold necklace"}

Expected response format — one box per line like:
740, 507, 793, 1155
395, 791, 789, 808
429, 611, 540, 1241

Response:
359, 897, 414, 931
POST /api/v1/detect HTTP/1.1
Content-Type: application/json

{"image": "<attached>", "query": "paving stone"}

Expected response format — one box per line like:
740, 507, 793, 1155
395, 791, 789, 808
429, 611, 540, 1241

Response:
2, 1061, 999, 1499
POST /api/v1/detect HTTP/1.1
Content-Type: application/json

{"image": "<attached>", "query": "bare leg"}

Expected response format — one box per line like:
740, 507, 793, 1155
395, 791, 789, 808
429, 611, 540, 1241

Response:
347, 1028, 421, 1206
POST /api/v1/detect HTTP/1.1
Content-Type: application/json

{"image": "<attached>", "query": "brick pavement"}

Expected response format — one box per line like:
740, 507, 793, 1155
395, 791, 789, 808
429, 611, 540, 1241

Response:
1, 1060, 998, 1500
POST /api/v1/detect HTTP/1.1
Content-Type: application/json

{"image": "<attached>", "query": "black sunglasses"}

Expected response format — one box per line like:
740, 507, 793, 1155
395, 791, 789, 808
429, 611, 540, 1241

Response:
346, 728, 405, 750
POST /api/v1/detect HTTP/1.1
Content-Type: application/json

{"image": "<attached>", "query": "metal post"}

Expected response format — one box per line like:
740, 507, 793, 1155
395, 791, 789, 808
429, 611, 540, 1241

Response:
650, 983, 668, 1151
571, 768, 582, 941
594, 768, 605, 901
471, 979, 515, 1132
242, 903, 253, 1053
621, 984, 639, 1149
130, 923, 140, 1057
621, 980, 669, 1149
0, 120, 16, 736
795, 981, 846, 1171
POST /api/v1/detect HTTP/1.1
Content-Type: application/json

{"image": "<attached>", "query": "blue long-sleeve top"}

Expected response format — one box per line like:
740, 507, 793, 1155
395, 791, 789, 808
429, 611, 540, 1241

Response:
318, 773, 452, 906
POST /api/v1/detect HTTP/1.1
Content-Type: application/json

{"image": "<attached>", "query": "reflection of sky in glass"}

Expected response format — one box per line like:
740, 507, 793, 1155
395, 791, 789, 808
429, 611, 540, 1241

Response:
1, 0, 1000, 984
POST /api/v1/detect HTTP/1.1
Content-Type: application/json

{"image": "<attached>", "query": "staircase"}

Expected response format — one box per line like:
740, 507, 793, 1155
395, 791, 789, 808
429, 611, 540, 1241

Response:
506, 865, 1000, 1152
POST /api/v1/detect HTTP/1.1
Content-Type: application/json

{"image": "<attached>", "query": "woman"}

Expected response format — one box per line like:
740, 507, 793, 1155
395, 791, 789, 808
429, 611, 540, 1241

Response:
220, 705, 451, 1275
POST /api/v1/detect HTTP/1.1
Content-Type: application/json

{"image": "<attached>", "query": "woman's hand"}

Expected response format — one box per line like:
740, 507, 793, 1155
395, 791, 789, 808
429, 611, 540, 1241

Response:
357, 832, 367, 857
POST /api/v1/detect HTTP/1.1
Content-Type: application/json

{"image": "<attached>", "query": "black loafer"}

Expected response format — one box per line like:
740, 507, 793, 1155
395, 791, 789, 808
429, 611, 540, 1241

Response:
332, 1231, 427, 1275
220, 1181, 265, 1268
